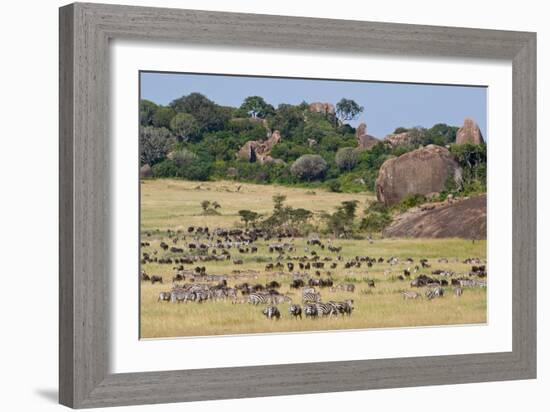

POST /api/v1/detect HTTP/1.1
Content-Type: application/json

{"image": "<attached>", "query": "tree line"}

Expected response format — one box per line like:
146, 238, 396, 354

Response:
140, 92, 486, 194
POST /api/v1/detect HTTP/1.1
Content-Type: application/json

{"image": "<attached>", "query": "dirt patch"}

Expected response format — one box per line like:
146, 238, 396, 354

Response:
383, 194, 486, 239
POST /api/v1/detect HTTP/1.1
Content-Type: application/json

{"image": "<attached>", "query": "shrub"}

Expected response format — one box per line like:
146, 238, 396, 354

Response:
326, 179, 342, 193
398, 193, 427, 211
360, 212, 392, 232
335, 147, 359, 171
290, 154, 328, 181
140, 126, 174, 166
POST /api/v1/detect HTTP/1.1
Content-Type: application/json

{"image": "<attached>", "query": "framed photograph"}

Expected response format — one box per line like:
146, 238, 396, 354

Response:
59, 2, 536, 408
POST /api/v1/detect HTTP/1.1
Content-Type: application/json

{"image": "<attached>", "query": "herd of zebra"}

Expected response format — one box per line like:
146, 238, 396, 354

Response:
142, 225, 487, 325
154, 278, 356, 321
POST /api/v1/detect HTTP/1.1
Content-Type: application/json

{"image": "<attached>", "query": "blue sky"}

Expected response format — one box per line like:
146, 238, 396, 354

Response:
140, 72, 487, 139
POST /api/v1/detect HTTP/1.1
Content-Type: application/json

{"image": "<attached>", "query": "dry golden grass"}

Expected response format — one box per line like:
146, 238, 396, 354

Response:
140, 179, 487, 339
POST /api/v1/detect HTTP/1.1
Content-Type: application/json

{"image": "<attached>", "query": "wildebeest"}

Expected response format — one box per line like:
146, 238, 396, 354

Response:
290, 279, 305, 289
150, 275, 163, 284
289, 304, 302, 319
262, 306, 281, 320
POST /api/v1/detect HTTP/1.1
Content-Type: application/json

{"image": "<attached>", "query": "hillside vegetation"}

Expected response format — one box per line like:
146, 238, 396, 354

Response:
140, 93, 486, 195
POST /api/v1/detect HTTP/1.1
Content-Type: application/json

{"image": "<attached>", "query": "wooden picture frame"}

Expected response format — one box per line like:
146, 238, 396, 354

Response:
59, 2, 536, 408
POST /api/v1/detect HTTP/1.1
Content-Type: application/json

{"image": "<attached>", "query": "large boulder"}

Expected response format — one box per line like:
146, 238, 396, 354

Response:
383, 194, 486, 239
140, 164, 153, 179
355, 123, 380, 150
237, 130, 282, 164
308, 102, 335, 116
456, 118, 484, 145
375, 145, 462, 206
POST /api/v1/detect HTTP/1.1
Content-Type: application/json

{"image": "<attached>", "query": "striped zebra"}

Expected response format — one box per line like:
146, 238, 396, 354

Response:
315, 302, 338, 317
425, 286, 444, 300
401, 291, 421, 300
171, 290, 196, 303
262, 306, 281, 320
328, 299, 354, 315
302, 291, 321, 303
247, 293, 271, 305
454, 287, 463, 297
158, 291, 171, 302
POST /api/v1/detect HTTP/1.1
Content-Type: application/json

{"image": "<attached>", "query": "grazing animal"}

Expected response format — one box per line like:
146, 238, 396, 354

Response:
304, 304, 318, 318
329, 299, 354, 315
248, 293, 271, 305
454, 287, 463, 297
366, 279, 376, 288
150, 275, 163, 284
157, 292, 171, 302
289, 304, 302, 319
302, 291, 321, 303
402, 291, 421, 300
426, 287, 444, 300
315, 302, 338, 317
262, 306, 281, 320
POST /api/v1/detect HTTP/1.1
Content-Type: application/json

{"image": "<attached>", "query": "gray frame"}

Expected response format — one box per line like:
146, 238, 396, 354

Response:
59, 2, 536, 408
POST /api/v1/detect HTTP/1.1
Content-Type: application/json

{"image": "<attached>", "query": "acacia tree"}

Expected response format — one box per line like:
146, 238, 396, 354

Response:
336, 98, 364, 122
238, 209, 262, 228
239, 96, 275, 119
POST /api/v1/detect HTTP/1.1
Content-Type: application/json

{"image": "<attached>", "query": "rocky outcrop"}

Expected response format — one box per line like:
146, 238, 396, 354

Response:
456, 118, 484, 145
308, 102, 335, 116
383, 131, 415, 148
383, 194, 486, 239
140, 164, 153, 179
237, 130, 282, 164
375, 145, 462, 206
355, 123, 380, 150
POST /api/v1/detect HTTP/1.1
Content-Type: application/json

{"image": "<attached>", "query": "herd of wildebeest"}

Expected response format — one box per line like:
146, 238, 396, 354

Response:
141, 225, 487, 322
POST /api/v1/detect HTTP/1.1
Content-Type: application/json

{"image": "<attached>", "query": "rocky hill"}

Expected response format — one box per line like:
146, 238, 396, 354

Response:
383, 194, 487, 239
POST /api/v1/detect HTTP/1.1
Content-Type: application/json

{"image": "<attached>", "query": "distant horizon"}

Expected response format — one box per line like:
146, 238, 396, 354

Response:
140, 71, 487, 139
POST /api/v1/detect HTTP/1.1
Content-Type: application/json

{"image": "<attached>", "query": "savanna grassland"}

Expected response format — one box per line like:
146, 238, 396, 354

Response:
140, 179, 487, 339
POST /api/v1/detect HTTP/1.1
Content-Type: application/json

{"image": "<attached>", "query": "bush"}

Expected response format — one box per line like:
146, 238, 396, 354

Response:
398, 193, 427, 211
140, 126, 174, 166
360, 212, 392, 232
290, 154, 328, 181
335, 147, 359, 171
326, 179, 342, 193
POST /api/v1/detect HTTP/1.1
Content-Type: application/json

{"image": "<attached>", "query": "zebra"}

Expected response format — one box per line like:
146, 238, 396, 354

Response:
302, 291, 321, 303
402, 291, 421, 300
248, 293, 271, 305
304, 303, 318, 318
262, 306, 281, 320
171, 290, 196, 303
315, 302, 338, 317
328, 300, 354, 316
426, 286, 444, 300
270, 294, 292, 305
289, 304, 302, 319
454, 287, 463, 297
157, 291, 171, 302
